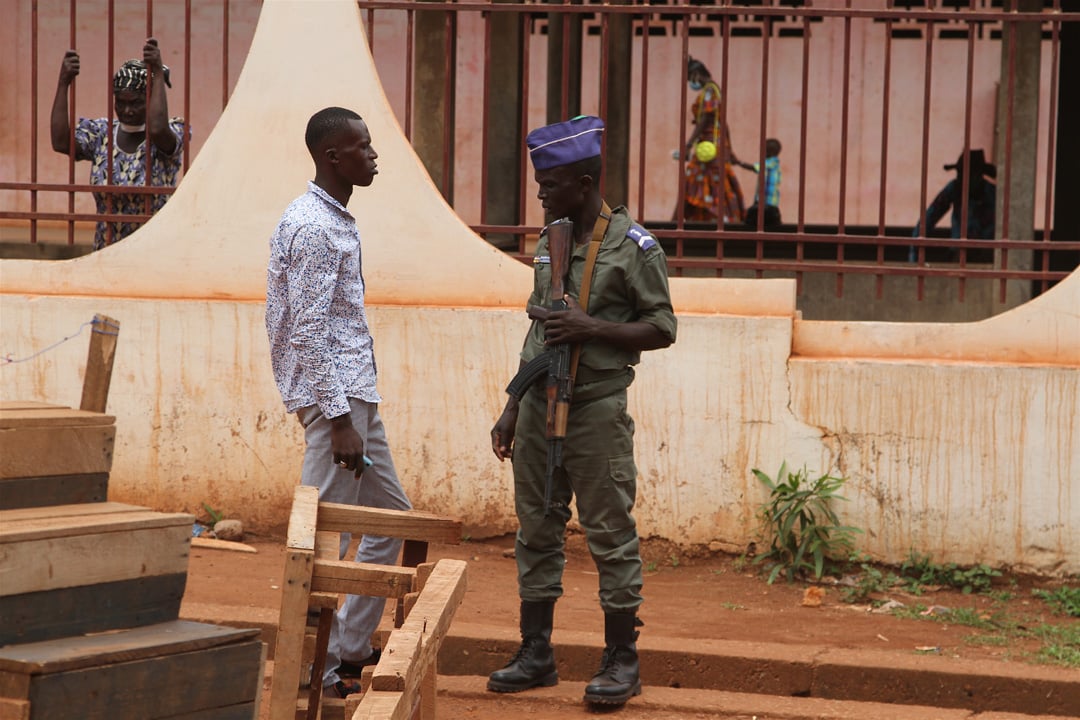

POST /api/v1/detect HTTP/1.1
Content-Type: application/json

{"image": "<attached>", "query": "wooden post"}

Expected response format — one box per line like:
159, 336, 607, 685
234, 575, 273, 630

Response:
79, 314, 120, 413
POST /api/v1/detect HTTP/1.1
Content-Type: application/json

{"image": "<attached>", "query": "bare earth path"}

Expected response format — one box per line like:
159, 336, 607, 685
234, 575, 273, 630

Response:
182, 532, 1078, 719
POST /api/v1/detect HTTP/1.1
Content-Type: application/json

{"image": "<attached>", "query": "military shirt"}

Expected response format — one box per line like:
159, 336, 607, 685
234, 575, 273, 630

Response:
521, 206, 677, 377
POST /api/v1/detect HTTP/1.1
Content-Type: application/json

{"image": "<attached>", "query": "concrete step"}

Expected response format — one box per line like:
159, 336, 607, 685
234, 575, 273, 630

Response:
187, 609, 1080, 718
438, 675, 1080, 720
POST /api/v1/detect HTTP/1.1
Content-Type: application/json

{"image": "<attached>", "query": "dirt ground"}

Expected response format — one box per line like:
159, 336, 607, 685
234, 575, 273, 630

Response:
183, 531, 1077, 718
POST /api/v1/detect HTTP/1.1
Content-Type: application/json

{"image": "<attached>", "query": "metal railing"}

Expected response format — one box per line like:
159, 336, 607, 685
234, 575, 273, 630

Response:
355, 0, 1079, 304
3, 0, 1077, 308
0, 0, 260, 247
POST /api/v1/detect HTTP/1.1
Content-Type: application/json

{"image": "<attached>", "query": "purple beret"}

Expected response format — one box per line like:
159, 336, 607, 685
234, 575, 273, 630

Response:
526, 116, 605, 171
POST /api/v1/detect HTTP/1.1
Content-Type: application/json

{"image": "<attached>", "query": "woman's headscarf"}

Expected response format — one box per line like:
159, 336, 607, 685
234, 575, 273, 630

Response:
687, 56, 710, 78
113, 59, 171, 93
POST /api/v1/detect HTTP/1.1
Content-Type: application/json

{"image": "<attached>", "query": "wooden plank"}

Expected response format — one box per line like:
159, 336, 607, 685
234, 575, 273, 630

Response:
305, 608, 335, 720
268, 487, 319, 720
287, 486, 320, 551
0, 501, 144, 523
191, 537, 258, 554
27, 639, 261, 720
0, 699, 29, 720
397, 541, 428, 626
0, 408, 115, 429
311, 560, 415, 599
402, 592, 419, 619
370, 559, 467, 697
343, 695, 363, 719
315, 530, 340, 560
0, 473, 108, 510
252, 641, 268, 720
148, 703, 257, 720
0, 508, 191, 543
309, 591, 338, 611
0, 522, 191, 596
0, 620, 258, 674
0, 402, 63, 411
352, 691, 414, 720
415, 563, 436, 593
419, 664, 436, 720
315, 503, 462, 545
0, 573, 187, 646
80, 313, 120, 414
0, 671, 30, 700
0, 425, 115, 479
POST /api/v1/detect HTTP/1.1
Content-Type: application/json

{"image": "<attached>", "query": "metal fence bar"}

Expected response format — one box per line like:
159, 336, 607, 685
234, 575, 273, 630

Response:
143, 0, 154, 219
30, 0, 39, 245
66, 0, 76, 245
1001, 0, 1017, 304
875, 0, 893, 300
1041, 1, 1061, 295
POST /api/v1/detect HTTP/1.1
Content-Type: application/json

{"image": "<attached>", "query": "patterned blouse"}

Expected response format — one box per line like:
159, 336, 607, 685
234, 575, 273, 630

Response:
74, 117, 186, 250
265, 182, 381, 420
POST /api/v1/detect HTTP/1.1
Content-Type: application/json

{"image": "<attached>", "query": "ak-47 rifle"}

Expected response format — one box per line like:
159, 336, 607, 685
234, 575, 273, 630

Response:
504, 218, 576, 516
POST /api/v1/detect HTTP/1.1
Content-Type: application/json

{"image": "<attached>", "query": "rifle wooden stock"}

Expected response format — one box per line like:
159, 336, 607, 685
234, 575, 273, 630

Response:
544, 219, 575, 442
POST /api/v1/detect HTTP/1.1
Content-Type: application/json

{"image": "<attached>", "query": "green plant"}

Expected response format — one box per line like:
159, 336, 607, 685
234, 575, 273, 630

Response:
753, 462, 860, 584
202, 502, 224, 525
839, 558, 901, 604
645, 561, 658, 573
899, 551, 1001, 595
1033, 586, 1080, 618
669, 554, 681, 569
1028, 621, 1080, 668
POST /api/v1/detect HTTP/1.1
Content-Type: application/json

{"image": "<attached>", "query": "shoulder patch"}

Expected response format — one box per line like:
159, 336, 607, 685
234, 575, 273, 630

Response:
626, 223, 657, 251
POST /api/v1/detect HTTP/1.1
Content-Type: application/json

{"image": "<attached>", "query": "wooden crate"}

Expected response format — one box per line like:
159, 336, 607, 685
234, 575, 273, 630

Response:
0, 503, 193, 645
0, 402, 116, 510
0, 620, 263, 720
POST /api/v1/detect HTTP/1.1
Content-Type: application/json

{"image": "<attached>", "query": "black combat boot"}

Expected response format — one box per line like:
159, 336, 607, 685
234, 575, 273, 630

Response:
583, 612, 642, 705
487, 600, 559, 692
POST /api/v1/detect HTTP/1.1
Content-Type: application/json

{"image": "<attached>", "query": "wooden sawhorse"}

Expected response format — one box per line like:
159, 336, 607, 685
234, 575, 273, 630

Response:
268, 485, 464, 720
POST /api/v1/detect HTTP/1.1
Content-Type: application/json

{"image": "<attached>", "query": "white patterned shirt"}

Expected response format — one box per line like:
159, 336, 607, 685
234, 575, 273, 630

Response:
265, 182, 380, 418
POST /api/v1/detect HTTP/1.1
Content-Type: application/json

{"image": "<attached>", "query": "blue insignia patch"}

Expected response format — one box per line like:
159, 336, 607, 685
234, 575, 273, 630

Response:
626, 223, 656, 251
533, 255, 551, 265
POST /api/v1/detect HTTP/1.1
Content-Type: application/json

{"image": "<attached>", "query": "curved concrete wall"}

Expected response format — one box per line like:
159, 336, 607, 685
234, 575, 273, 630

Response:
2, 0, 1076, 573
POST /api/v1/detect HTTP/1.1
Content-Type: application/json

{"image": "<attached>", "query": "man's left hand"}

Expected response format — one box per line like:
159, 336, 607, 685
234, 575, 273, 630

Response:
542, 295, 595, 346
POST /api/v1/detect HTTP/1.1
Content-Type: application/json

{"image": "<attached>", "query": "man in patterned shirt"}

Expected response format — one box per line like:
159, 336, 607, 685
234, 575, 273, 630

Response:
265, 106, 411, 699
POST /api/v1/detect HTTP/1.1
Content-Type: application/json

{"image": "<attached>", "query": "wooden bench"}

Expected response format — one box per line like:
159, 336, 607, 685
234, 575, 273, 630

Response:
0, 312, 120, 511
0, 502, 192, 646
0, 403, 115, 511
268, 485, 466, 720
0, 620, 263, 720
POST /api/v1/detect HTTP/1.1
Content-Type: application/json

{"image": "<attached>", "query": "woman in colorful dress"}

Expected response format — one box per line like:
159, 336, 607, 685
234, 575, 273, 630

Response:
678, 57, 745, 225
50, 38, 186, 250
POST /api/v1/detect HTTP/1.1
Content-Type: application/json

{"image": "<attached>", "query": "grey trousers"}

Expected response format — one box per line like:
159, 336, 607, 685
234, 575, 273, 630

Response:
297, 397, 412, 687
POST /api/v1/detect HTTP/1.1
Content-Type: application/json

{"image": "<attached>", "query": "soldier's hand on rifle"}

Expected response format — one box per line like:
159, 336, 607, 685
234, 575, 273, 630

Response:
491, 402, 519, 461
541, 295, 595, 346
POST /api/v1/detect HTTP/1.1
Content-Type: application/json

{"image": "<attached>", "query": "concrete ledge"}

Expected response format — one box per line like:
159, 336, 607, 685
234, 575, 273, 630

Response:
186, 611, 1080, 717
439, 675, 1059, 720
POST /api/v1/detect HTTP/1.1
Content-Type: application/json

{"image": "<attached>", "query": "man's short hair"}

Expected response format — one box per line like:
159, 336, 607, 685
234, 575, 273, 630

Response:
565, 155, 603, 184
305, 107, 363, 154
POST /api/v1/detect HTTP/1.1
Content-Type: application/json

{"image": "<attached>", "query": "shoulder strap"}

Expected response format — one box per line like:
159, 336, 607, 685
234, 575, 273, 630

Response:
568, 201, 611, 386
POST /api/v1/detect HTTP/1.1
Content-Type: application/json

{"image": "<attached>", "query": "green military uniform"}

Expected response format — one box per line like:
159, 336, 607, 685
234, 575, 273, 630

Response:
512, 205, 677, 613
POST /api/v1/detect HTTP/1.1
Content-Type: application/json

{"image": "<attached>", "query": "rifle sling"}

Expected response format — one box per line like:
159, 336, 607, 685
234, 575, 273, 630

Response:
568, 202, 610, 387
